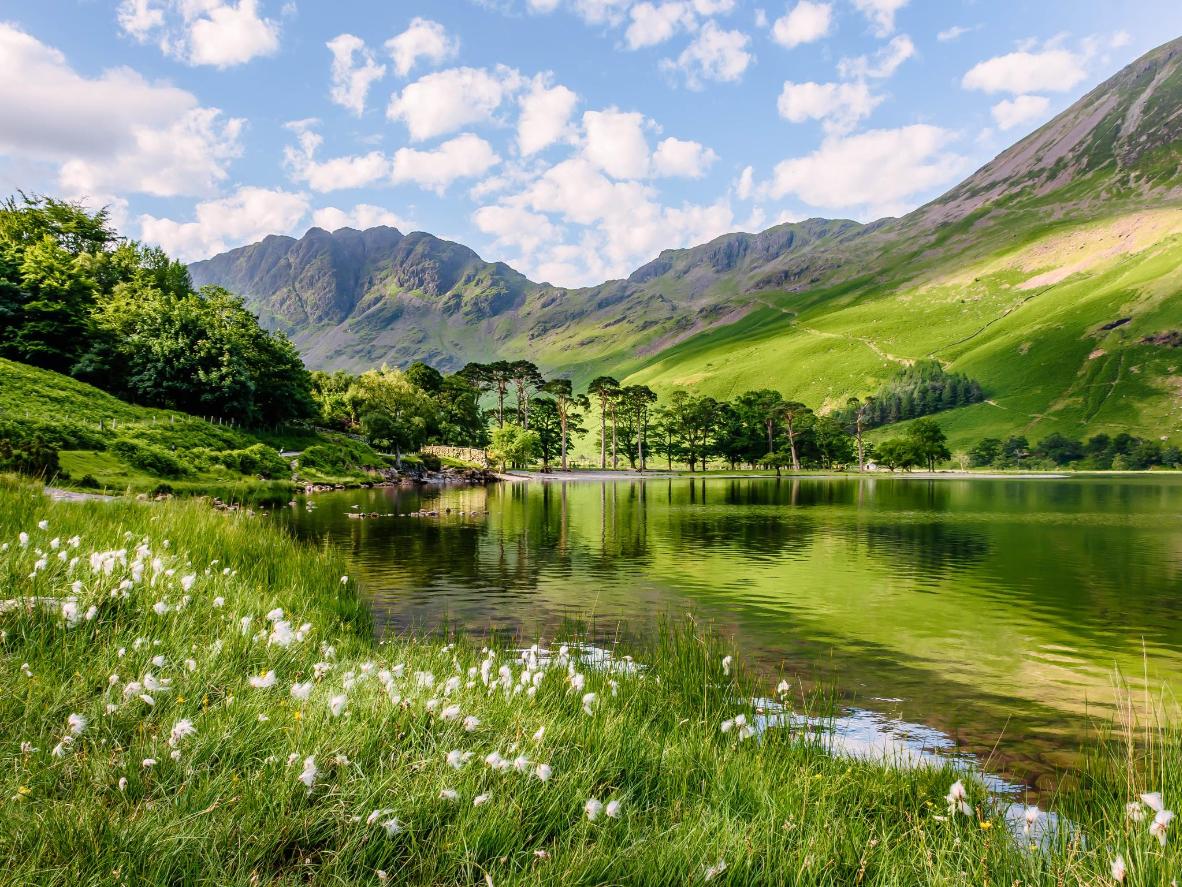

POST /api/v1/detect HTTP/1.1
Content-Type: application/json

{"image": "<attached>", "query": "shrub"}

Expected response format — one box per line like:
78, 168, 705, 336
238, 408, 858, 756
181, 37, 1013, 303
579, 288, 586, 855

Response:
0, 434, 61, 478
110, 438, 193, 478
75, 474, 100, 489
417, 451, 442, 472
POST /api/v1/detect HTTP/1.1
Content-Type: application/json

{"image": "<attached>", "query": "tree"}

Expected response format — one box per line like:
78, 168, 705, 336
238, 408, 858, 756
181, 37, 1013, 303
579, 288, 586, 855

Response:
969, 438, 1002, 468
812, 416, 855, 469
1035, 433, 1084, 466
434, 374, 488, 447
405, 361, 444, 395
846, 396, 874, 471
619, 385, 658, 471
907, 418, 951, 471
777, 401, 813, 472
542, 378, 588, 471
488, 424, 540, 472
510, 360, 544, 430
587, 376, 620, 470
875, 438, 919, 471
350, 366, 435, 466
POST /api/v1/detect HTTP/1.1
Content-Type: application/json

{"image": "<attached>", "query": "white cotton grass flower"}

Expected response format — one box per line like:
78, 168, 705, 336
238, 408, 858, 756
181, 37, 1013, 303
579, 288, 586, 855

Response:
533, 726, 545, 743
440, 703, 462, 721
366, 808, 394, 826
447, 749, 472, 769
1023, 806, 1040, 835
329, 694, 348, 717
266, 608, 284, 622
440, 788, 458, 801
212, 596, 225, 608
581, 692, 597, 716
1111, 854, 1127, 883
605, 800, 622, 819
66, 713, 87, 736
118, 777, 128, 791
180, 574, 195, 592
152, 600, 169, 616
535, 763, 553, 782
291, 681, 313, 702
584, 798, 603, 821
38, 520, 48, 530
142, 758, 157, 768
463, 715, 480, 732
18, 532, 28, 547
474, 793, 490, 807
1127, 801, 1147, 822
946, 779, 972, 817
249, 670, 276, 689
52, 738, 73, 757
722, 655, 732, 676
168, 719, 196, 748
298, 756, 318, 792
704, 860, 728, 882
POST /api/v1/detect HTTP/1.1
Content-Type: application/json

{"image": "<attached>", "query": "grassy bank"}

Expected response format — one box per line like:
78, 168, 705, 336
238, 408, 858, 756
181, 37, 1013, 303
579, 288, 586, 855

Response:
0, 474, 1178, 885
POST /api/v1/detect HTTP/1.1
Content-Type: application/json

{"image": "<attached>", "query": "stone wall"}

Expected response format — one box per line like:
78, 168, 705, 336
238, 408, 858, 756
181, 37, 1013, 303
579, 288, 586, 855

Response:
420, 445, 491, 468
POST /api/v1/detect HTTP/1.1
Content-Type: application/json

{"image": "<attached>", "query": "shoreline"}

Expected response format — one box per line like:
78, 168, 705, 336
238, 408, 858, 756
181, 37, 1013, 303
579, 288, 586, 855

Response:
496, 469, 1087, 482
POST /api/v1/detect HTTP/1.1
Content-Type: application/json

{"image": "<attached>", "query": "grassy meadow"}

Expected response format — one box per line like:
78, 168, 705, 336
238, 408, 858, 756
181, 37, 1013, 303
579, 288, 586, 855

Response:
1, 474, 1181, 885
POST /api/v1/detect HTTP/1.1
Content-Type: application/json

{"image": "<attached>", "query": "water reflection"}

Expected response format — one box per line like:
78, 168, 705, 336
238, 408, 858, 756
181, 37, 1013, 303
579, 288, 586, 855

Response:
275, 475, 1182, 789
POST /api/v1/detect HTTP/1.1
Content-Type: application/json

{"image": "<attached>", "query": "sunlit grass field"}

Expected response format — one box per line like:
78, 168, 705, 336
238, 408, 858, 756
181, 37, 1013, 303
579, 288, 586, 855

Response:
2, 474, 1180, 884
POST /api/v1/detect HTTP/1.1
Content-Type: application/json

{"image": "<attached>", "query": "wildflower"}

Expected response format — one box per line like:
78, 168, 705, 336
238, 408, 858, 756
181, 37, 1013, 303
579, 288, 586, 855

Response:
85, 605, 97, 621
266, 608, 284, 622
168, 719, 196, 747
118, 777, 127, 791
585, 798, 603, 821
570, 672, 586, 693
722, 655, 732, 676
268, 621, 295, 647
19, 532, 29, 546
185, 658, 197, 672
20, 741, 35, 754
52, 738, 73, 757
381, 818, 402, 836
1111, 854, 1127, 883
139, 693, 156, 707
1023, 806, 1039, 835
180, 574, 195, 592
533, 726, 545, 742
298, 756, 318, 792
340, 575, 348, 584
485, 751, 507, 770
366, 808, 393, 826
946, 780, 972, 817
514, 755, 531, 773
474, 793, 490, 807
605, 800, 622, 818
313, 662, 332, 679
151, 655, 166, 668
329, 694, 348, 717
38, 520, 48, 531
720, 719, 734, 733
1127, 801, 1147, 822
446, 749, 472, 769
62, 601, 80, 627
440, 704, 462, 721
581, 692, 597, 716
291, 682, 313, 702
440, 788, 458, 801
705, 860, 728, 882
212, 596, 225, 608
142, 758, 157, 768
152, 601, 169, 616
463, 715, 480, 732
20, 662, 32, 678
535, 763, 553, 782
249, 671, 277, 690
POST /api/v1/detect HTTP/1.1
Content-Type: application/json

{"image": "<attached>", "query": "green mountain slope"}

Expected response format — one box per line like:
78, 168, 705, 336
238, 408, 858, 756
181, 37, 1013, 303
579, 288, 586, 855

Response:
190, 37, 1182, 446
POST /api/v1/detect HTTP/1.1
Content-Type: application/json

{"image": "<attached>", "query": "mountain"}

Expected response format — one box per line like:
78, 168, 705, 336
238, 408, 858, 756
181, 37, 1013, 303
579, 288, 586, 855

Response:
190, 37, 1182, 447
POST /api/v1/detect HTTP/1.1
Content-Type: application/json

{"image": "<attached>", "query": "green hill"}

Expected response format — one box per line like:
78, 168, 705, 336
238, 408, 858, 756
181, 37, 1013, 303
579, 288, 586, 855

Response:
190, 37, 1182, 447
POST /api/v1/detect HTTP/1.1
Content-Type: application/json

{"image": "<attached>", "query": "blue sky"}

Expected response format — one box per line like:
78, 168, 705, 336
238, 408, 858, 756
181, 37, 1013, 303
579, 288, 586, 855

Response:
2, 1, 1180, 286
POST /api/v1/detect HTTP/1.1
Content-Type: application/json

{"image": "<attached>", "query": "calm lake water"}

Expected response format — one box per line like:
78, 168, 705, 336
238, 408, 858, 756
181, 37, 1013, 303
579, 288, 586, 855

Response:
275, 475, 1182, 791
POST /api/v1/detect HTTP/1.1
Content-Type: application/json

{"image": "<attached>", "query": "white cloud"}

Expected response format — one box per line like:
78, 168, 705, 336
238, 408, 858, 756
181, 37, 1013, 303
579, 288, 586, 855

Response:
387, 66, 523, 141
312, 204, 412, 232
384, 17, 459, 78
852, 0, 908, 38
283, 122, 388, 192
937, 25, 973, 42
768, 125, 967, 218
117, 0, 281, 68
652, 137, 718, 178
327, 34, 386, 115
139, 186, 309, 261
777, 80, 882, 133
962, 49, 1087, 94
0, 23, 243, 197
390, 133, 500, 194
661, 21, 753, 88
735, 165, 755, 200
838, 34, 915, 79
528, 0, 561, 11
771, 1, 832, 49
571, 0, 635, 25
472, 204, 561, 257
990, 94, 1051, 130
582, 109, 652, 179
1110, 31, 1132, 50
517, 76, 579, 156
626, 2, 696, 49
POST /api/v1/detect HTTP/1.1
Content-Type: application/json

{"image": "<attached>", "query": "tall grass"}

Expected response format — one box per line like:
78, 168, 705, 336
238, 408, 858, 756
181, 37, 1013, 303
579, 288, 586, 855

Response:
0, 473, 1178, 885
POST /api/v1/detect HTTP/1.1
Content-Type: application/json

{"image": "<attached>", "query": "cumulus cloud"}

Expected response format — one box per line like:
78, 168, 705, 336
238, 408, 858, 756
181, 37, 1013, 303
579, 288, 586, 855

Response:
735, 165, 755, 200
962, 48, 1087, 94
117, 0, 281, 68
517, 76, 579, 156
387, 66, 523, 141
390, 133, 501, 194
838, 34, 915, 79
327, 34, 386, 115
625, 2, 696, 49
282, 122, 388, 192
777, 80, 882, 134
652, 137, 718, 178
851, 0, 908, 38
937, 24, 974, 42
385, 18, 459, 78
472, 204, 561, 257
139, 186, 309, 261
0, 23, 243, 197
312, 204, 412, 232
661, 21, 753, 88
582, 109, 652, 179
771, 1, 832, 49
768, 125, 968, 218
990, 94, 1051, 130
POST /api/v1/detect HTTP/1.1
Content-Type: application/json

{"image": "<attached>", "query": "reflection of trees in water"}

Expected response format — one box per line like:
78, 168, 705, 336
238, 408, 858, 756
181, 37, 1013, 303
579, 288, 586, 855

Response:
857, 520, 990, 580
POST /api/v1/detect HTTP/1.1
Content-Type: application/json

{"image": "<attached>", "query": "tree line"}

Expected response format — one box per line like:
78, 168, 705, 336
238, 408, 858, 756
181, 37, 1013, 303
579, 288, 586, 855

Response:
0, 194, 313, 426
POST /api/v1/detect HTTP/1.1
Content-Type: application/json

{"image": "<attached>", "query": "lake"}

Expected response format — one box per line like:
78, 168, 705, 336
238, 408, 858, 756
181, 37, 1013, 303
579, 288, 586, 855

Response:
274, 474, 1182, 793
